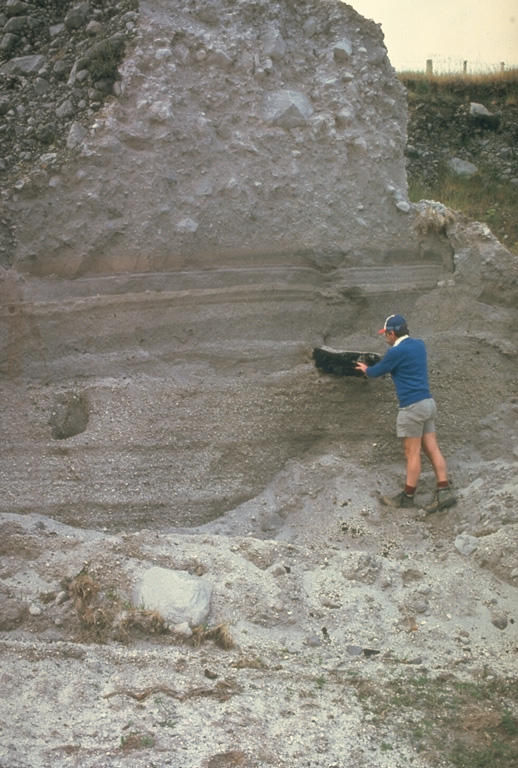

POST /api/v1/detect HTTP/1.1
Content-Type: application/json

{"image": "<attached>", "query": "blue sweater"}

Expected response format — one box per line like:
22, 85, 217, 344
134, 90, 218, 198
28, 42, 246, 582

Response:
365, 337, 432, 408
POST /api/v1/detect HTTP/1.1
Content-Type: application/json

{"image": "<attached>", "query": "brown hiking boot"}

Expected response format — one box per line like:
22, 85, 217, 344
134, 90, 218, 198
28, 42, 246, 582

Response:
380, 491, 415, 508
424, 487, 457, 513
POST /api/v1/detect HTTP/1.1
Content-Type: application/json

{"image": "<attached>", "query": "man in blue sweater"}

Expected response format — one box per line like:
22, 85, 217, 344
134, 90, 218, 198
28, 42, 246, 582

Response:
356, 314, 457, 512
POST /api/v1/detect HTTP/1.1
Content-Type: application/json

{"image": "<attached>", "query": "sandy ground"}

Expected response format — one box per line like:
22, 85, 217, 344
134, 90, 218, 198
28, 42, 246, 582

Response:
0, 443, 517, 768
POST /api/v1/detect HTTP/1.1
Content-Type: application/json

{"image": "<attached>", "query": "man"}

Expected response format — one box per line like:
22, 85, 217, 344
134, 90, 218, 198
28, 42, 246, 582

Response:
355, 314, 457, 512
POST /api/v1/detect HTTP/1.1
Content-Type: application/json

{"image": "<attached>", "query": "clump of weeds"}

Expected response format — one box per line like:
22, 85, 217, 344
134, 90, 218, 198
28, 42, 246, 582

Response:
65, 566, 234, 649
120, 730, 155, 751
346, 669, 518, 767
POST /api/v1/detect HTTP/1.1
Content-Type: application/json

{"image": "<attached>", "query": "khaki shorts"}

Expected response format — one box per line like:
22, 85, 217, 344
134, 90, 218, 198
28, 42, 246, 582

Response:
397, 398, 437, 438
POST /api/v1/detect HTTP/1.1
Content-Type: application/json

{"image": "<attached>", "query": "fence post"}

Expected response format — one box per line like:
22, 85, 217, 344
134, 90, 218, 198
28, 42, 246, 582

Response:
501, 62, 505, 71
463, 61, 467, 74
426, 59, 433, 76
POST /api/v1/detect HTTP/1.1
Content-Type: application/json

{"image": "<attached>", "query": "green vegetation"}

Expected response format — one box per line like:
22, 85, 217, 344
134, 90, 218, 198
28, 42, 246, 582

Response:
314, 675, 327, 689
347, 671, 518, 768
85, 38, 126, 82
398, 68, 518, 253
408, 161, 518, 252
120, 731, 155, 750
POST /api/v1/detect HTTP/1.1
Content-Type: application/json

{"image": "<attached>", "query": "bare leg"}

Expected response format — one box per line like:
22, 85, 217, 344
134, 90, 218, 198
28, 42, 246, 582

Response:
421, 432, 449, 484
403, 436, 423, 487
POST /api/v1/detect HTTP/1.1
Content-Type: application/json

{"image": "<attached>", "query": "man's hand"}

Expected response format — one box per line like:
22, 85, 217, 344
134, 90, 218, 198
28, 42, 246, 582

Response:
355, 361, 368, 375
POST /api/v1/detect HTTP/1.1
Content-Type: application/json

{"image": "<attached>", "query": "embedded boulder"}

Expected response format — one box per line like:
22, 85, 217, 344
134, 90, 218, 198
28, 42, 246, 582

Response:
133, 567, 213, 627
262, 89, 314, 129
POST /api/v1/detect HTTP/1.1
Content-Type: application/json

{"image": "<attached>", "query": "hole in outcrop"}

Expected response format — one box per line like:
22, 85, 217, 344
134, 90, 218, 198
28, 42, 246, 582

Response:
49, 391, 89, 440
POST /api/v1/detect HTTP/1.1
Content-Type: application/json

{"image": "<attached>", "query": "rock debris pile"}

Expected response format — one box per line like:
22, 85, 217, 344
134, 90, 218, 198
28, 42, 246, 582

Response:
405, 91, 518, 186
0, 0, 138, 187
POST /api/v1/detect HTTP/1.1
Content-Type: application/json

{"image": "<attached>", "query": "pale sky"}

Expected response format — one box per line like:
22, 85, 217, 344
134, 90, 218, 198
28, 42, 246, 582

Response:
347, 0, 518, 72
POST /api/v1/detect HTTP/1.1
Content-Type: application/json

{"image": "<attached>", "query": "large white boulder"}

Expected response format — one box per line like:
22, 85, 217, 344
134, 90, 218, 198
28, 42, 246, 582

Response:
133, 566, 213, 627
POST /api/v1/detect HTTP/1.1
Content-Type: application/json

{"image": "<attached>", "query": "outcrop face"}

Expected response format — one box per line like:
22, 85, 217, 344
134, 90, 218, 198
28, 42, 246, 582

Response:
0, 0, 517, 532
1, 0, 418, 276
0, 5, 517, 767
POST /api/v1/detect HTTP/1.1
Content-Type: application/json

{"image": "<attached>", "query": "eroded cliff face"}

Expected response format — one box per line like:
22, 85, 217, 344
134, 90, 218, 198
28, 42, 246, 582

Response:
0, 0, 517, 532
0, 7, 517, 766
2, 0, 419, 277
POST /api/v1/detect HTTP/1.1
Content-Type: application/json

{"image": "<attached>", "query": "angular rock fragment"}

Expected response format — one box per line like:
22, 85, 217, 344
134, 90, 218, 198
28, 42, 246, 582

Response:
0, 54, 44, 74
262, 89, 314, 129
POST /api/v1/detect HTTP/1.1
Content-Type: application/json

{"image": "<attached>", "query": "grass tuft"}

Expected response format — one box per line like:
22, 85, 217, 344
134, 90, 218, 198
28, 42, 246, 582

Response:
190, 623, 235, 650
398, 68, 518, 99
347, 671, 518, 768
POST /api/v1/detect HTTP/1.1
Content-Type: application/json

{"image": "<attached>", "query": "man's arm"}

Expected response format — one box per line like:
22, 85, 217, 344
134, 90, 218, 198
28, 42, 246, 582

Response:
356, 348, 397, 378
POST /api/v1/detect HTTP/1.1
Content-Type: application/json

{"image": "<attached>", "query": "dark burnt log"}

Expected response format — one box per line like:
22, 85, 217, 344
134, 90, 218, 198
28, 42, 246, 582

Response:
312, 347, 381, 378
